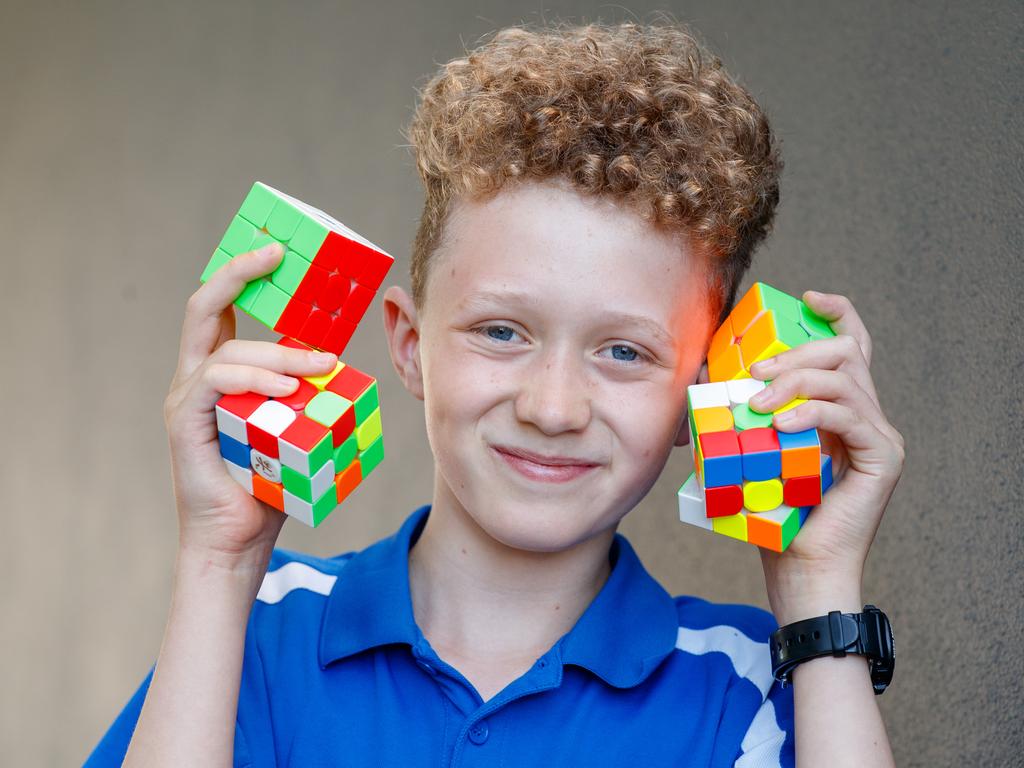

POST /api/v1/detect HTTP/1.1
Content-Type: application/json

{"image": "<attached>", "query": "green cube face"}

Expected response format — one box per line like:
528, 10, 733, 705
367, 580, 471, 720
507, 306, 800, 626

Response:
354, 381, 379, 423
359, 435, 385, 477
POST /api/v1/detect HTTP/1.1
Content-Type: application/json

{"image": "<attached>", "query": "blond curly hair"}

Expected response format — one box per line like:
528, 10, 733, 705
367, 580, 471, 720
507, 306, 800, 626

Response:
405, 22, 782, 319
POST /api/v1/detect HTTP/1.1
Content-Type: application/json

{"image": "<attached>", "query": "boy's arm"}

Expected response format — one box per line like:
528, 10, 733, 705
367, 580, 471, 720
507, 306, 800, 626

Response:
113, 244, 338, 767
749, 291, 902, 768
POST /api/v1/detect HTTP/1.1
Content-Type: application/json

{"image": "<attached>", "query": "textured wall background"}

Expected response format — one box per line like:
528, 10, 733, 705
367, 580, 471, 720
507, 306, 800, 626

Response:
1, 1, 1020, 765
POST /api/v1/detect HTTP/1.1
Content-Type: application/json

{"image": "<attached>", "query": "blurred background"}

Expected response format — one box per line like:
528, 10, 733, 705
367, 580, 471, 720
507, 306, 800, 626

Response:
1, 1, 1021, 765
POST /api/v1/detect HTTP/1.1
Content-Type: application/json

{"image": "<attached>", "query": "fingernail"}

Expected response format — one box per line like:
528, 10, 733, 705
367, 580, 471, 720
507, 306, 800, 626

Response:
276, 375, 297, 389
750, 387, 772, 407
258, 242, 283, 258
751, 357, 775, 376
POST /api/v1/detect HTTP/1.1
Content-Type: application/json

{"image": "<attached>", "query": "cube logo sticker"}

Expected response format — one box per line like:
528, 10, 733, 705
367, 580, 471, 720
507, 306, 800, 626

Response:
204, 183, 394, 528
678, 283, 837, 552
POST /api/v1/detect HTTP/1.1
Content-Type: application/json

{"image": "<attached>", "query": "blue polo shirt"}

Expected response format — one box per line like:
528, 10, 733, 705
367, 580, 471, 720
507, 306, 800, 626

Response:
85, 505, 794, 767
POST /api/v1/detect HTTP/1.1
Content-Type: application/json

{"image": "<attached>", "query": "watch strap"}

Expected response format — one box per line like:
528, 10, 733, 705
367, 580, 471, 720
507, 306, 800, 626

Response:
770, 605, 894, 694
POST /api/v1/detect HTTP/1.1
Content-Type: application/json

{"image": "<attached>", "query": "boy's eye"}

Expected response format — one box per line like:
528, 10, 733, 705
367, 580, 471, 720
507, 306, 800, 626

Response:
608, 344, 639, 362
482, 325, 517, 342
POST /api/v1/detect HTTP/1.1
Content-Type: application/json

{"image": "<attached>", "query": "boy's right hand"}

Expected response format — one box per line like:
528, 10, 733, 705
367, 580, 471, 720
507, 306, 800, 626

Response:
162, 243, 340, 566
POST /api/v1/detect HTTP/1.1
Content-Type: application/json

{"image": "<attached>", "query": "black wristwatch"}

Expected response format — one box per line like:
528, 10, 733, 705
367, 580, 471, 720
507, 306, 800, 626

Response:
770, 605, 895, 694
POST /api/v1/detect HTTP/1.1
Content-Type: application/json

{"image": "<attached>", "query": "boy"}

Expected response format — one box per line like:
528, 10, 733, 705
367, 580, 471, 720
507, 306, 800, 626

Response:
87, 22, 903, 767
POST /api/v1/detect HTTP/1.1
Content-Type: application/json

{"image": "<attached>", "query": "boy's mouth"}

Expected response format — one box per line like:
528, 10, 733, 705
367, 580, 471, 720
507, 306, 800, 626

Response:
490, 445, 601, 483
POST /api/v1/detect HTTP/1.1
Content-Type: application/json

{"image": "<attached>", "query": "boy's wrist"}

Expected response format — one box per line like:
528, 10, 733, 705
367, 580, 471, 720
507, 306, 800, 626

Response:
766, 570, 864, 627
175, 540, 274, 594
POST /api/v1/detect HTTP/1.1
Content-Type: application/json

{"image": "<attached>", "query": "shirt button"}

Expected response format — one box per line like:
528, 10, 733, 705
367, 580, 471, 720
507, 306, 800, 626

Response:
418, 660, 436, 675
468, 721, 489, 745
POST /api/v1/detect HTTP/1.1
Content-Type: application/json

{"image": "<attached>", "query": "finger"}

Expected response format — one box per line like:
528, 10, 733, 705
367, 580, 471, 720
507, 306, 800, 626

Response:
213, 305, 236, 352
210, 338, 338, 375
749, 367, 899, 444
749, 334, 879, 405
177, 243, 285, 378
772, 400, 901, 477
802, 291, 873, 367
188, 362, 304, 414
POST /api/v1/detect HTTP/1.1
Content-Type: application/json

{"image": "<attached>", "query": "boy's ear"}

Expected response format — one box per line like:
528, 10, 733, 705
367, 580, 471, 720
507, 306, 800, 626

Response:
381, 285, 425, 401
673, 362, 709, 447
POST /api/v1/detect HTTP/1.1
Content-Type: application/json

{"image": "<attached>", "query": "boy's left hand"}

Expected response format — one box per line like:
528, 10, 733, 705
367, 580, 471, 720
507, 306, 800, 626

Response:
744, 291, 905, 625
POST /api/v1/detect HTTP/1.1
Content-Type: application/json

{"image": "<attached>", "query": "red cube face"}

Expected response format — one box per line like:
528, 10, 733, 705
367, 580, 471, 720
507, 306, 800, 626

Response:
738, 427, 780, 454
699, 430, 741, 458
783, 475, 822, 507
705, 484, 744, 518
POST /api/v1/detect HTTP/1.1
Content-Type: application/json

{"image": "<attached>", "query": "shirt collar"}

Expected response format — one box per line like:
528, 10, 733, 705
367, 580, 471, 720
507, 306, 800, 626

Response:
319, 505, 680, 689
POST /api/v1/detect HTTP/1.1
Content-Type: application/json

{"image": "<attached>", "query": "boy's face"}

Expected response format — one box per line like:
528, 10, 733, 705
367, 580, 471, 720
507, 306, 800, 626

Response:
388, 180, 713, 553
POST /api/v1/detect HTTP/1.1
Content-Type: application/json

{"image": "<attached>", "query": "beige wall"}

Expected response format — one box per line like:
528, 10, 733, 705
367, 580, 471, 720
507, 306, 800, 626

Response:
2, 1, 1020, 765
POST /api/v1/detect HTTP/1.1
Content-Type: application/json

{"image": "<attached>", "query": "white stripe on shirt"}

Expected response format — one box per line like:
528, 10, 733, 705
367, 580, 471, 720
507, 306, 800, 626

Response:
256, 561, 337, 604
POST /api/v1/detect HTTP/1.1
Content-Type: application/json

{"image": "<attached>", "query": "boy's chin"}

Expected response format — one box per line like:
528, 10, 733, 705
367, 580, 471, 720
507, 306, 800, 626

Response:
466, 497, 620, 555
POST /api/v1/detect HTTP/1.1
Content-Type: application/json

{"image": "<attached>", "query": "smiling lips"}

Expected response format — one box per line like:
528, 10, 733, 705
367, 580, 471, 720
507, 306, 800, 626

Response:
491, 445, 601, 483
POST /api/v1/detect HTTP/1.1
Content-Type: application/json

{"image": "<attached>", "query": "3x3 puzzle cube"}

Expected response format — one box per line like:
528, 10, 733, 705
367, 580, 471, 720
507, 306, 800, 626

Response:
201, 182, 394, 356
202, 182, 394, 527
678, 283, 837, 552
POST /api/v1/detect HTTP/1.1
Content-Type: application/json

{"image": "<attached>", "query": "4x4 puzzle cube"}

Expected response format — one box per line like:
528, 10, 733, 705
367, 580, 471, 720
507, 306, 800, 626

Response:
202, 182, 394, 527
678, 283, 836, 552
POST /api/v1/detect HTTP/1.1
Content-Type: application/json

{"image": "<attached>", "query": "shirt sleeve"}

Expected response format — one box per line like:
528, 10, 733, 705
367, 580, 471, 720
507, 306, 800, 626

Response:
81, 666, 257, 768
734, 677, 795, 768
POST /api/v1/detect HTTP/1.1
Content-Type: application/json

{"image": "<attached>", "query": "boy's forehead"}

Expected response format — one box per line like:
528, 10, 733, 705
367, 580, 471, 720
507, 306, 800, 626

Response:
430, 181, 712, 326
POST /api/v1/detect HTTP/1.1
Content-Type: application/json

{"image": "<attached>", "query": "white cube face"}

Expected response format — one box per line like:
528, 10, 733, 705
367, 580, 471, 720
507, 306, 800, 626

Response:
250, 449, 282, 483
279, 437, 313, 475
223, 459, 254, 494
282, 489, 314, 527
248, 400, 297, 437
215, 405, 249, 445
677, 472, 713, 530
726, 378, 767, 407
687, 382, 730, 410
310, 459, 336, 500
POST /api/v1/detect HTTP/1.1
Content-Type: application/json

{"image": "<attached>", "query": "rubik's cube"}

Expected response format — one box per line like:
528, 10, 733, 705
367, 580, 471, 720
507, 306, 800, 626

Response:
203, 183, 394, 527
677, 283, 836, 552
200, 182, 394, 355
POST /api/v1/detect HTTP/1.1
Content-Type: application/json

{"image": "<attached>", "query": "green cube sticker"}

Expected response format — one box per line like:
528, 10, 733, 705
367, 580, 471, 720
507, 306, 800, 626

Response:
354, 381, 379, 423
359, 435, 384, 477
281, 464, 315, 502
236, 277, 265, 313
266, 198, 303, 241
305, 391, 353, 427
333, 432, 358, 471
238, 182, 279, 228
799, 303, 835, 340
249, 280, 290, 326
200, 249, 233, 284
312, 484, 339, 527
218, 216, 258, 256
757, 283, 803, 324
289, 215, 329, 261
270, 250, 311, 295
779, 506, 801, 551
732, 402, 774, 431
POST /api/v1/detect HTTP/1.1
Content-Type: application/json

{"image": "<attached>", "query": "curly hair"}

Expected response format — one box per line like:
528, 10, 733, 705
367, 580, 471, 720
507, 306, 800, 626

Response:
405, 21, 782, 320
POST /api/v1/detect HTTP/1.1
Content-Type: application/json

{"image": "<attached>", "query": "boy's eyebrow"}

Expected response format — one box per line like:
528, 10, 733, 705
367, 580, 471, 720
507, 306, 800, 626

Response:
459, 291, 675, 347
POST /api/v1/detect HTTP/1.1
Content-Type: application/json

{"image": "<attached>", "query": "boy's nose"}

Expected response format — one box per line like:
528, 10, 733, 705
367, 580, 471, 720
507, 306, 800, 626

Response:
513, 348, 592, 435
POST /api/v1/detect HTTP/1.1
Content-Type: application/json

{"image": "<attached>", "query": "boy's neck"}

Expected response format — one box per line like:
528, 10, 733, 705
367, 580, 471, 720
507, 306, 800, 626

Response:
408, 478, 616, 671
